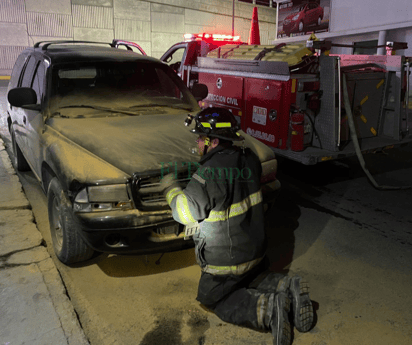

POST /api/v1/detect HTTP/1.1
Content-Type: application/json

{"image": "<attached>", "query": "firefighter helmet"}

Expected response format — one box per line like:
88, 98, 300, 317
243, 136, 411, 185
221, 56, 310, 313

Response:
190, 107, 244, 141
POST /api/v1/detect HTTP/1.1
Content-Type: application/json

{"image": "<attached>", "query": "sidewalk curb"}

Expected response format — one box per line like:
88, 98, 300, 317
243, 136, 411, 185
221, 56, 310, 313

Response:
0, 136, 89, 345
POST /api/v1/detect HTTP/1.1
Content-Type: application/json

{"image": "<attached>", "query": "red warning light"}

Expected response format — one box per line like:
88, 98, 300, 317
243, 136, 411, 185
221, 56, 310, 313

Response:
184, 33, 241, 42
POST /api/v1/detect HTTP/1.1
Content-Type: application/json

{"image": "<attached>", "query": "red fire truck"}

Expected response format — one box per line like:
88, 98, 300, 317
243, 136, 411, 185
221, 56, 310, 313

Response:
160, 33, 412, 166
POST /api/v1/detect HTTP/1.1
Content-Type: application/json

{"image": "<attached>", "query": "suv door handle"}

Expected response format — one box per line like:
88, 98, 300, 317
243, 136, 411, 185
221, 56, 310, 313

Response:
23, 116, 26, 124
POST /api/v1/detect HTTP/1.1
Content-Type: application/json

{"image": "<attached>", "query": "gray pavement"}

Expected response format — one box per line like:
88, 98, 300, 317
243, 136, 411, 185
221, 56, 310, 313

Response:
0, 136, 89, 345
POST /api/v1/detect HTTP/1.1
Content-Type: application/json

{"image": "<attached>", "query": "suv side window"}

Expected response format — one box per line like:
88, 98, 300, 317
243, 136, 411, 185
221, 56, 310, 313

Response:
31, 62, 46, 104
9, 53, 28, 90
21, 55, 37, 88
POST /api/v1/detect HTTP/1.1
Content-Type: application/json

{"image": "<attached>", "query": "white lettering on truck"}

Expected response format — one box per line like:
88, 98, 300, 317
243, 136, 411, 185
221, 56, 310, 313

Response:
227, 97, 239, 106
246, 128, 275, 143
207, 93, 239, 106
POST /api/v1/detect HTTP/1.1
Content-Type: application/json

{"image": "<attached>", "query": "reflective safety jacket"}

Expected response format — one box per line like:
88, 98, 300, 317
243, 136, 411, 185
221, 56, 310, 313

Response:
165, 144, 266, 275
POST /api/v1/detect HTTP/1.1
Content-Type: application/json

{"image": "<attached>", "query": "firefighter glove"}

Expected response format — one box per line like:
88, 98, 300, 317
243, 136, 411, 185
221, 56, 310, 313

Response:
159, 173, 177, 192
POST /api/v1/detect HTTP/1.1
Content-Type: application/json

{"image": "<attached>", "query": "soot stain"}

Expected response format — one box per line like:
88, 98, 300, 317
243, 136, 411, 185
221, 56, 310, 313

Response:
139, 317, 182, 345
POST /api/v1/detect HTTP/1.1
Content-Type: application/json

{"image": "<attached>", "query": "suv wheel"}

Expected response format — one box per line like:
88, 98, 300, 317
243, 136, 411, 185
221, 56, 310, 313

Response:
47, 177, 94, 264
11, 129, 30, 171
299, 21, 304, 32
317, 16, 322, 26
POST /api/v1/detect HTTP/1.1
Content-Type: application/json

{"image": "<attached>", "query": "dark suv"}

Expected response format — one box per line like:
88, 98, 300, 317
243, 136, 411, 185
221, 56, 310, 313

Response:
6, 41, 280, 264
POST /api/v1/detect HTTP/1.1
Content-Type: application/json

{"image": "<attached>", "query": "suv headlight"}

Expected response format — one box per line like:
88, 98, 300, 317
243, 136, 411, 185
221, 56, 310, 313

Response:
292, 14, 300, 21
73, 184, 133, 212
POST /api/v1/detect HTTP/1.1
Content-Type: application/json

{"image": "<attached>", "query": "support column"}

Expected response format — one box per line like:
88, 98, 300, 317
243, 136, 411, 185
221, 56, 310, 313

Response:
377, 30, 387, 55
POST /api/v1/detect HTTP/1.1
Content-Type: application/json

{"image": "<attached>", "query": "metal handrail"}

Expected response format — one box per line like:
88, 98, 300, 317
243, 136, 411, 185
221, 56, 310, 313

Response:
340, 63, 387, 72
34, 40, 112, 50
405, 61, 410, 134
337, 57, 342, 147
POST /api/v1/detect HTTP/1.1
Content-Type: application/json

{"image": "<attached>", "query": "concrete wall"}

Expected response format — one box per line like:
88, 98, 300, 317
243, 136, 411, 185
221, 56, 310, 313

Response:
330, 0, 412, 35
329, 29, 412, 57
0, 0, 277, 76
328, 0, 412, 76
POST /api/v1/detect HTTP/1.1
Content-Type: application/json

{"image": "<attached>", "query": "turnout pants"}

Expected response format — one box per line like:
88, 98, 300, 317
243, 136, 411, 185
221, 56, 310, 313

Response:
196, 258, 286, 330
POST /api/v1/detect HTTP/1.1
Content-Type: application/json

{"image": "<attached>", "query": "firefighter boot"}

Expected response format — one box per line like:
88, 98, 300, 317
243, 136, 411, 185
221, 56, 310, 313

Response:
270, 292, 291, 345
289, 275, 313, 332
276, 276, 291, 293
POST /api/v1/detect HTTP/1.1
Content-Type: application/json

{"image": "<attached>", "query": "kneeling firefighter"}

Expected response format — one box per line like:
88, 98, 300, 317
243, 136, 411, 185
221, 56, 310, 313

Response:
160, 107, 314, 345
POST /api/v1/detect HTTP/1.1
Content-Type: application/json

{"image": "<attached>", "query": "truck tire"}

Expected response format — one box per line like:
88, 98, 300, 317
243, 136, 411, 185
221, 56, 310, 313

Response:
11, 129, 30, 171
47, 177, 94, 264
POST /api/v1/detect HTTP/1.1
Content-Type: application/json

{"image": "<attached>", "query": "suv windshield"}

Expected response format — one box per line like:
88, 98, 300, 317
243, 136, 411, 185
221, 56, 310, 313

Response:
49, 61, 197, 117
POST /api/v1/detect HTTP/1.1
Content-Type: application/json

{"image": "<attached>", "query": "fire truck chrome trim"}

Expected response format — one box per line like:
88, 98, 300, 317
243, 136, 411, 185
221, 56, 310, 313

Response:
191, 67, 290, 82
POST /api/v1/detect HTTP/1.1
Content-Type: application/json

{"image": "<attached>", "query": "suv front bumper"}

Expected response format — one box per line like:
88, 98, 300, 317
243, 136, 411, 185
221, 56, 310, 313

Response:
74, 209, 193, 254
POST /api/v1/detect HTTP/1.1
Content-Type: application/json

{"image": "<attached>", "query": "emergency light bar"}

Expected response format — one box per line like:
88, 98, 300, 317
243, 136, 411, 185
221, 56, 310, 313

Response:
184, 33, 240, 42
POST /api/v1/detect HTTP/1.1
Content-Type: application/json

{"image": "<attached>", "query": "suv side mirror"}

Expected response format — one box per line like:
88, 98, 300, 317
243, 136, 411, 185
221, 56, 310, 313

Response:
191, 83, 208, 101
8, 87, 38, 108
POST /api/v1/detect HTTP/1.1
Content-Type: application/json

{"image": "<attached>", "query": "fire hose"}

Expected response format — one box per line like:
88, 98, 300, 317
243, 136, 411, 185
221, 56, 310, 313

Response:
342, 73, 411, 190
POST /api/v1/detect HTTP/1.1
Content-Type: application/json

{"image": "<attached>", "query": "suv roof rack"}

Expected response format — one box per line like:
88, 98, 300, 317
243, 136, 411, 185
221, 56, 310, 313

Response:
34, 40, 113, 50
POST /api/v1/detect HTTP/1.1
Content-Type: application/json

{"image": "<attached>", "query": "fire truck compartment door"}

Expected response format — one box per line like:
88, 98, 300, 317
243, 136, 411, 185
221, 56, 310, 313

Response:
243, 78, 291, 149
341, 72, 386, 141
199, 73, 243, 115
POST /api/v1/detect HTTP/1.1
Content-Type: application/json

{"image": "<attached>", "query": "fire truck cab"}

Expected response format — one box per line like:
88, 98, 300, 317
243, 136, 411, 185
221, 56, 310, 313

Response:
160, 33, 245, 88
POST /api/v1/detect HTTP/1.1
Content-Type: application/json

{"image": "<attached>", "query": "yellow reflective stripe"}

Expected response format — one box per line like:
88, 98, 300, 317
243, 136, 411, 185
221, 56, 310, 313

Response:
228, 194, 251, 217
202, 257, 263, 275
206, 210, 227, 222
201, 122, 231, 128
205, 190, 263, 222
215, 122, 231, 128
165, 187, 183, 205
176, 194, 196, 224
360, 95, 369, 106
192, 173, 206, 185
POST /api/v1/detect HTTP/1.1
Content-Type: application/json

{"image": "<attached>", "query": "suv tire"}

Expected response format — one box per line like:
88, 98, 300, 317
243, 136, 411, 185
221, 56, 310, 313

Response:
47, 177, 94, 264
11, 129, 30, 171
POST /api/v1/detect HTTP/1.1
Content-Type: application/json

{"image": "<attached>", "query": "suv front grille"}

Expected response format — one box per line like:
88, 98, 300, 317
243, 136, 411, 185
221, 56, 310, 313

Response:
129, 166, 198, 211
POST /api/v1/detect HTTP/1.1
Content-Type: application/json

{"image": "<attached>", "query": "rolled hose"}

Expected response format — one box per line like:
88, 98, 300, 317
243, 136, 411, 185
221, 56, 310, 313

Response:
342, 73, 410, 190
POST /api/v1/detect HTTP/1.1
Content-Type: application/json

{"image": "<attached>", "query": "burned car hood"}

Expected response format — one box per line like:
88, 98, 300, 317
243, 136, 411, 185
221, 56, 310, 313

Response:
47, 113, 200, 176
46, 112, 275, 177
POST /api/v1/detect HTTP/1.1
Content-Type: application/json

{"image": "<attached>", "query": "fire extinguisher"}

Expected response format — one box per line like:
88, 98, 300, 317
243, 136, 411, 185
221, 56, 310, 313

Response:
290, 112, 304, 151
